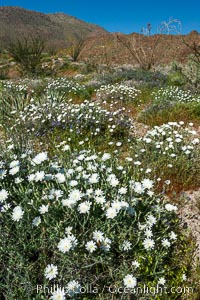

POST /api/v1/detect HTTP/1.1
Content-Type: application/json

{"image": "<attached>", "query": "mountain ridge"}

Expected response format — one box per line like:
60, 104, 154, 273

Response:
0, 6, 107, 50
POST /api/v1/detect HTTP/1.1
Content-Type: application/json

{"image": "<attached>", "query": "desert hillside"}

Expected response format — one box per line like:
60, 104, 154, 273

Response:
0, 6, 107, 50
80, 30, 200, 66
0, 6, 199, 66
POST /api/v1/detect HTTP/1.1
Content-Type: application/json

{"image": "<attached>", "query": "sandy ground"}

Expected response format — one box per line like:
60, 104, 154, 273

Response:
179, 189, 200, 261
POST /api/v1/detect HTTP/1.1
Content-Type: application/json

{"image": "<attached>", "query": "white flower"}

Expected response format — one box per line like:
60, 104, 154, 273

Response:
66, 280, 80, 297
147, 190, 154, 197
182, 274, 187, 281
77, 154, 85, 160
69, 180, 78, 187
86, 241, 97, 253
132, 260, 140, 268
133, 182, 144, 194
62, 198, 76, 208
161, 238, 171, 248
9, 160, 19, 168
39, 204, 49, 214
109, 177, 119, 187
120, 201, 129, 208
28, 174, 35, 182
9, 166, 20, 175
175, 138, 182, 143
34, 171, 45, 182
144, 229, 153, 238
58, 237, 73, 253
55, 173, 66, 183
116, 142, 122, 146
95, 196, 106, 205
45, 264, 58, 280
118, 187, 127, 195
50, 288, 65, 300
93, 230, 104, 242
65, 226, 73, 235
76, 166, 83, 172
123, 274, 137, 288
105, 207, 118, 219
165, 203, 178, 212
62, 145, 70, 151
78, 201, 91, 214
107, 174, 116, 183
185, 150, 191, 155
147, 215, 157, 226
144, 137, 152, 143
69, 189, 82, 202
49, 189, 63, 200
14, 177, 23, 184
12, 206, 24, 222
89, 173, 99, 184
158, 277, 166, 285
142, 178, 154, 189
122, 240, 132, 251
32, 217, 41, 226
165, 180, 171, 185
86, 189, 93, 196
125, 157, 133, 162
66, 234, 78, 247
143, 238, 155, 250
169, 231, 177, 240
192, 138, 199, 145
111, 201, 122, 212
32, 152, 48, 165
100, 238, 111, 251
102, 153, 111, 161
7, 144, 14, 150
0, 189, 9, 203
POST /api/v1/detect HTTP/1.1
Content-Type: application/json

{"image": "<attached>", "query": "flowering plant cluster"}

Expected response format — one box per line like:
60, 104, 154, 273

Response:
0, 77, 198, 300
0, 143, 188, 299
140, 121, 199, 158
2, 79, 31, 94
96, 83, 141, 103
45, 77, 88, 99
7, 97, 132, 143
152, 86, 200, 104
130, 121, 200, 191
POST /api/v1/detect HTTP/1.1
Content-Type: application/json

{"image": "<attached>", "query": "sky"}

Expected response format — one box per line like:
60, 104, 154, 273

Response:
0, 0, 200, 34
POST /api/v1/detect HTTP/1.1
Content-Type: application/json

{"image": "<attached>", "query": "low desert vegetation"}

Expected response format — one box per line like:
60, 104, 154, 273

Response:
0, 30, 200, 300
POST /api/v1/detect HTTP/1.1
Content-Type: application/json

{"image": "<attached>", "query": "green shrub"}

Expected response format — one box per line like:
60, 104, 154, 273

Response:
167, 71, 186, 86
7, 36, 45, 76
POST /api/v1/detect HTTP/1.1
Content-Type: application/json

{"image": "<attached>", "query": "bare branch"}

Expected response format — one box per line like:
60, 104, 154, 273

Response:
158, 17, 182, 34
116, 18, 181, 70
